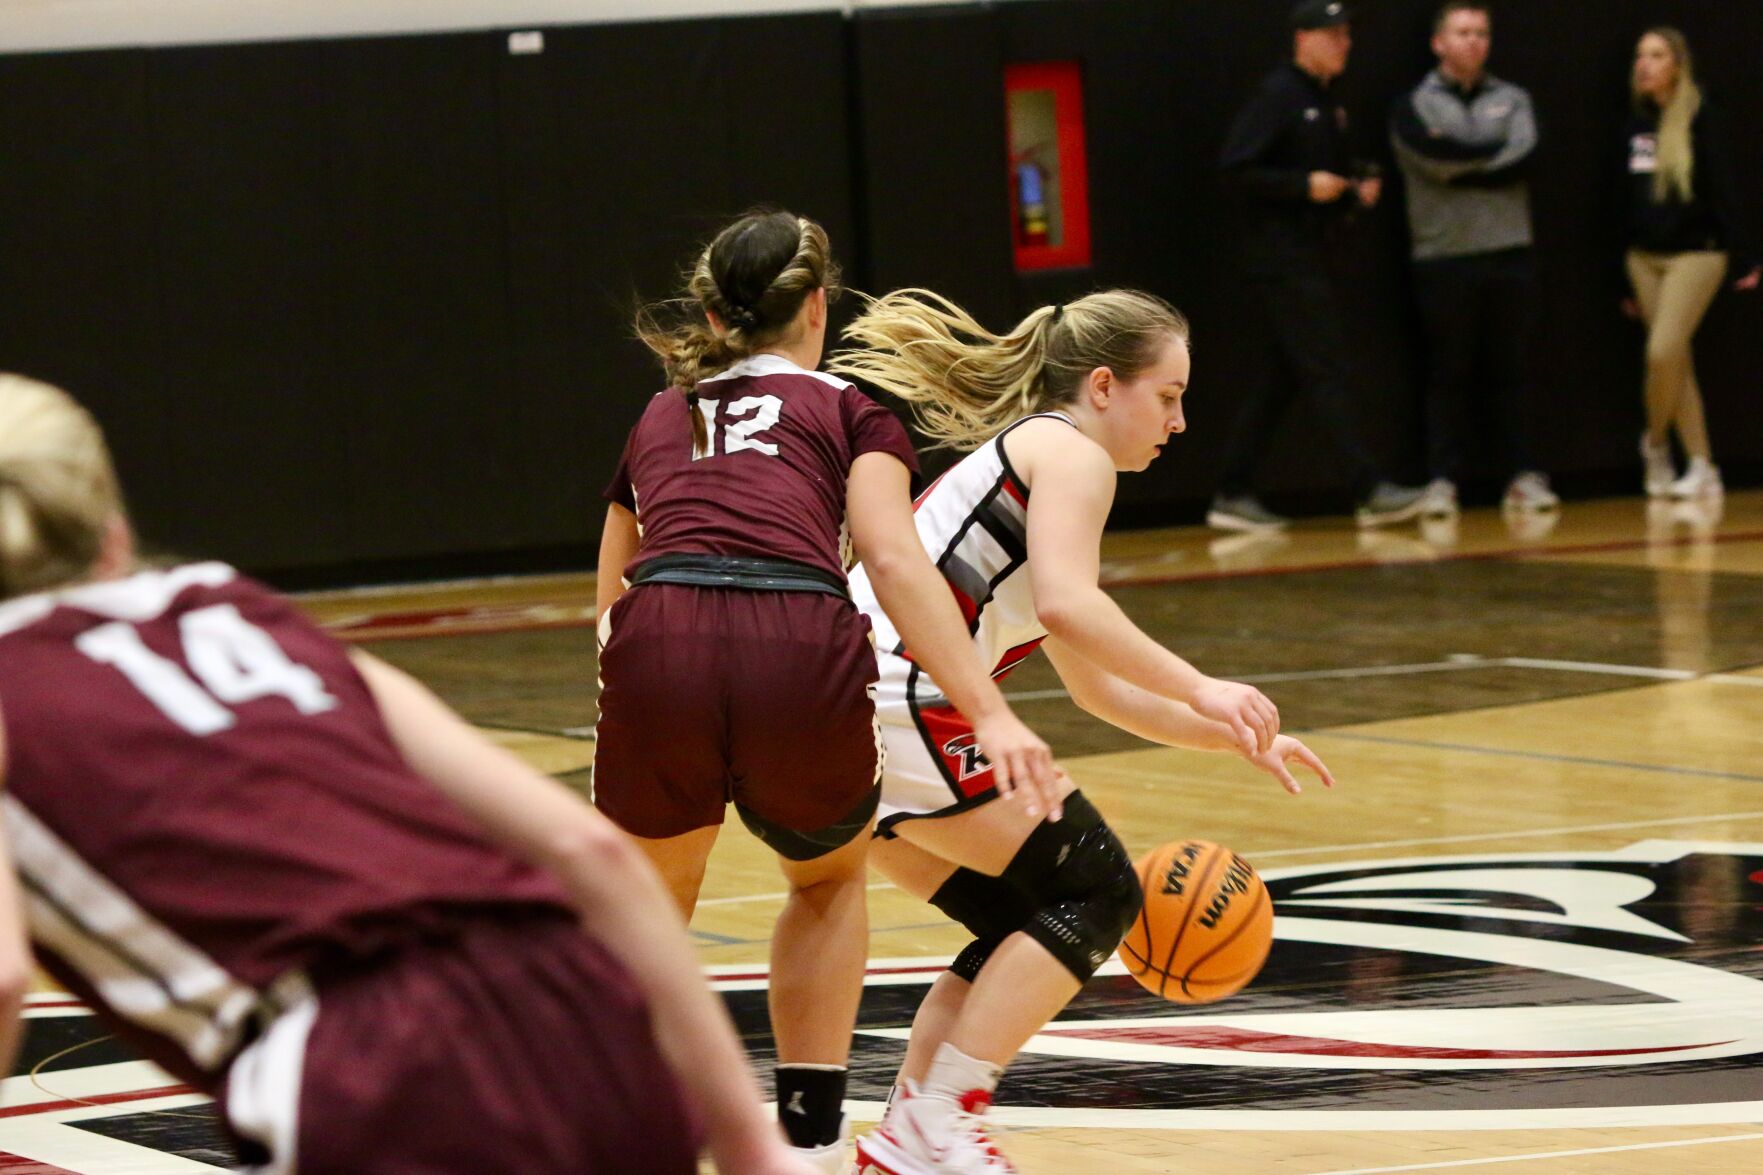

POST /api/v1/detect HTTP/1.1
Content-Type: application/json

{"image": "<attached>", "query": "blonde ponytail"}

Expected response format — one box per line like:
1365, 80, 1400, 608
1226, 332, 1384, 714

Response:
0, 374, 124, 600
830, 288, 1189, 450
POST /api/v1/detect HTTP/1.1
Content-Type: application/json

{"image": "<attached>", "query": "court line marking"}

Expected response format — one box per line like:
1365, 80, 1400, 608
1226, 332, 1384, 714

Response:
697, 882, 896, 908
693, 814, 1763, 910
1318, 732, 1763, 785
1311, 1131, 1763, 1174
1245, 810, 1763, 858
304, 521, 1763, 608
1003, 655, 1763, 703
1096, 525, 1763, 588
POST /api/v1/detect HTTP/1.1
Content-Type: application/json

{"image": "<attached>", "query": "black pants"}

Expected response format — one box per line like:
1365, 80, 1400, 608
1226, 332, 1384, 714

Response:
1217, 259, 1383, 500
1412, 247, 1538, 483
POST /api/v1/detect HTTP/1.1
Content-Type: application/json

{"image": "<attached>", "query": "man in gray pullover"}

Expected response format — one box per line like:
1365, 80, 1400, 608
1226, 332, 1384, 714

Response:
1392, 0, 1557, 516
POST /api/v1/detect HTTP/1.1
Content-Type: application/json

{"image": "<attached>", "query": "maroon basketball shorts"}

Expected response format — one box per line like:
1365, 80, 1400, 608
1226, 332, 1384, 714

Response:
224, 912, 700, 1174
593, 583, 882, 841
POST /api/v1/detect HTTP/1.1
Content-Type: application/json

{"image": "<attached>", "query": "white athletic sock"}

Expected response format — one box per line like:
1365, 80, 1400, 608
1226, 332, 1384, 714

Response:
922, 1042, 1002, 1099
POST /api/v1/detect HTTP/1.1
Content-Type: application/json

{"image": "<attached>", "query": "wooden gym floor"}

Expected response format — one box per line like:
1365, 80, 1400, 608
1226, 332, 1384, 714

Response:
10, 491, 1763, 1172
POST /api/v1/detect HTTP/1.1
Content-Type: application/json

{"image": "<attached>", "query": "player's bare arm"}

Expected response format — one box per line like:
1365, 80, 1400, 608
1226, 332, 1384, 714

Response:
1042, 638, 1329, 793
0, 712, 42, 1075
595, 503, 641, 618
1012, 422, 1279, 755
349, 652, 808, 1175
847, 451, 1060, 818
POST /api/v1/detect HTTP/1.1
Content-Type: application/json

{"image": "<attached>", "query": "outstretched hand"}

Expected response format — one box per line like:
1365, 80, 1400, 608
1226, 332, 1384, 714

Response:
1190, 677, 1279, 756
1244, 734, 1335, 795
972, 710, 1064, 822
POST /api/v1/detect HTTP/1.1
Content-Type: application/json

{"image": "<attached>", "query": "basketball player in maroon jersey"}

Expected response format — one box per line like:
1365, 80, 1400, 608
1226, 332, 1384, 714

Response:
0, 373, 817, 1174
833, 289, 1334, 1174
595, 210, 1059, 1173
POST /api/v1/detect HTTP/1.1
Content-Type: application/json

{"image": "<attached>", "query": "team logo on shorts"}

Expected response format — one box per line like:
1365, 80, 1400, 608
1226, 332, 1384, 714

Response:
940, 733, 993, 782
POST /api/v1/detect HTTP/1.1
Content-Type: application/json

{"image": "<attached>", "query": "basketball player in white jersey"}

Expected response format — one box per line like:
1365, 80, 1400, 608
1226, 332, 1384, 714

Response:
832, 289, 1335, 1174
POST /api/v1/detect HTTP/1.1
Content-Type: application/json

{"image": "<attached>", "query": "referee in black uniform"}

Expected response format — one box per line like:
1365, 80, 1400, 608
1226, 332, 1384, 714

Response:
1208, 0, 1425, 532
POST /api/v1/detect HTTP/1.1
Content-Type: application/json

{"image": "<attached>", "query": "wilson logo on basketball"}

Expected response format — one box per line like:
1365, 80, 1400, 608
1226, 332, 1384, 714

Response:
1196, 854, 1255, 930
1158, 842, 1200, 896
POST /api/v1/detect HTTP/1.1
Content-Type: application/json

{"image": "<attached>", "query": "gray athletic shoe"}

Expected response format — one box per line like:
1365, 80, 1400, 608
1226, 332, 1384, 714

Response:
1418, 477, 1459, 517
1207, 495, 1290, 532
1354, 482, 1428, 528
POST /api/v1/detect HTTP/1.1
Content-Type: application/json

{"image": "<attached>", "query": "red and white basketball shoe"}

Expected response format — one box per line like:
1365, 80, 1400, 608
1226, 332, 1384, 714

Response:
855, 1081, 1017, 1174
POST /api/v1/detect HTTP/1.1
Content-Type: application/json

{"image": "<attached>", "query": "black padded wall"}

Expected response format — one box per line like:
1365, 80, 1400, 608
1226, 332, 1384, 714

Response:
852, 4, 1016, 331
143, 34, 516, 568
0, 1, 1759, 577
854, 0, 1763, 515
0, 50, 177, 539
0, 11, 855, 579
496, 11, 858, 553
146, 40, 357, 566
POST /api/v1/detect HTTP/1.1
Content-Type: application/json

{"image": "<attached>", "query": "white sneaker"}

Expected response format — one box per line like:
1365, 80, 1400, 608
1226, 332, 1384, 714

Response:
1419, 511, 1461, 547
1418, 478, 1458, 517
793, 1113, 854, 1175
1206, 494, 1289, 533
855, 1082, 1015, 1175
1503, 471, 1560, 511
1640, 434, 1675, 497
1669, 457, 1722, 499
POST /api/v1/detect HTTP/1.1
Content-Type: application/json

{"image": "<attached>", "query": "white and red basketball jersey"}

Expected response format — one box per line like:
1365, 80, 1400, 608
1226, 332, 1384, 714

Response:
850, 412, 1074, 824
0, 563, 570, 1089
853, 411, 1074, 708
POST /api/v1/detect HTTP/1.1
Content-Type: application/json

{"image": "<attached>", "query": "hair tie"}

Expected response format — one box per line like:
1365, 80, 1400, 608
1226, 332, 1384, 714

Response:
727, 304, 760, 331
1049, 304, 1065, 324
685, 389, 700, 410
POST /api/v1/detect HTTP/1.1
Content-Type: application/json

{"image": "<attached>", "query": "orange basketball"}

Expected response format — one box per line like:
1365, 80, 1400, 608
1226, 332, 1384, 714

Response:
1117, 839, 1272, 1004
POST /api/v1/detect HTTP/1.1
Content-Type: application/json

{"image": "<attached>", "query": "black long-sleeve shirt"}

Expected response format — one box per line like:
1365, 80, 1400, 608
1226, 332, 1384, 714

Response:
1623, 99, 1757, 272
1219, 62, 1362, 258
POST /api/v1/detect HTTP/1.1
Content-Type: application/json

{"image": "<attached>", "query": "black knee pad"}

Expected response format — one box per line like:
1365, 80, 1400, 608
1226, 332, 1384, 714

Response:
926, 794, 1140, 984
930, 866, 1036, 983
949, 938, 995, 983
1001, 792, 1141, 982
930, 866, 1037, 943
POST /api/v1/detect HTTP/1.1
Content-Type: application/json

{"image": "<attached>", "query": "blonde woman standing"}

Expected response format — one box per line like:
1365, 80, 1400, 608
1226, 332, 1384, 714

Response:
832, 290, 1333, 1174
1625, 27, 1759, 499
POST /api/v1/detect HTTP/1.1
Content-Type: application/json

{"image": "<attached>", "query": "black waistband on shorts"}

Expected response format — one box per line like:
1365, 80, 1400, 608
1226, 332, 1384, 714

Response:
628, 553, 849, 600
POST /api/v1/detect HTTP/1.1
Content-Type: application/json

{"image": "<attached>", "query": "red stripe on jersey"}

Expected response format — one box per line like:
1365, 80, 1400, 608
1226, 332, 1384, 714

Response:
992, 637, 1046, 680
948, 581, 978, 626
0, 1155, 83, 1173
1001, 473, 1028, 507
912, 471, 949, 512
